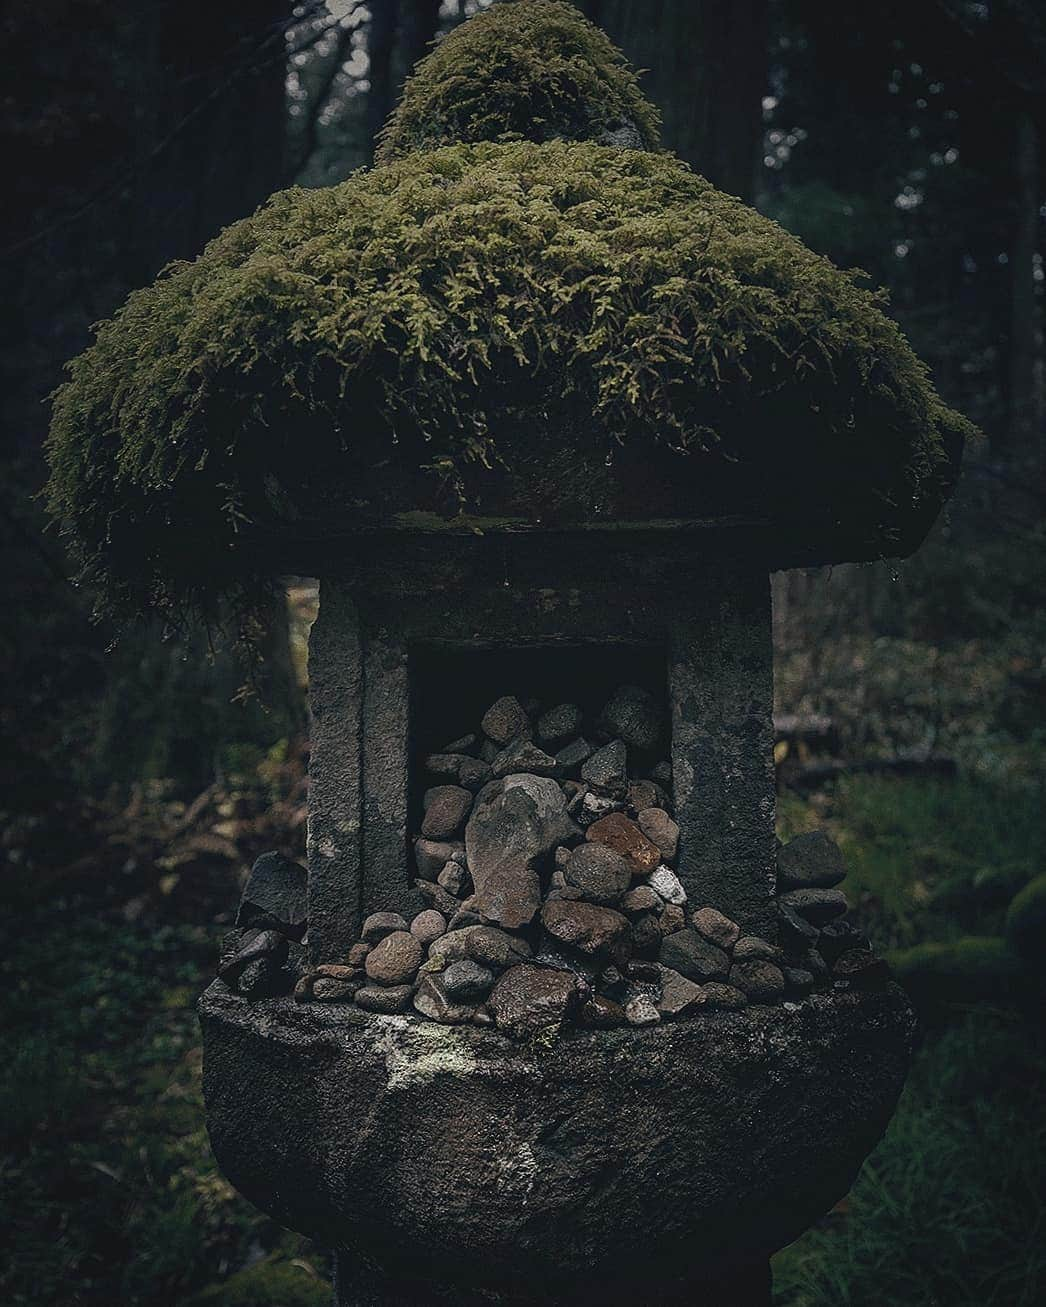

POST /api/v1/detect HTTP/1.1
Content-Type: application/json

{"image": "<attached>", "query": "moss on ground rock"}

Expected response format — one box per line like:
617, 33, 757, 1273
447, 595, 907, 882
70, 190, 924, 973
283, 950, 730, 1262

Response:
375, 0, 661, 162
47, 137, 971, 628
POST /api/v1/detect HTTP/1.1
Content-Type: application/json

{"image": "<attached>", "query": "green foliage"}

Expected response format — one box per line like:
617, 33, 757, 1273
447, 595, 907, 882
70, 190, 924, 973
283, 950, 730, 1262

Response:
1006, 874, 1046, 968
47, 140, 970, 632
782, 776, 1043, 950
183, 1259, 330, 1306
0, 904, 327, 1306
375, 0, 661, 162
887, 936, 1027, 1013
773, 1008, 1046, 1307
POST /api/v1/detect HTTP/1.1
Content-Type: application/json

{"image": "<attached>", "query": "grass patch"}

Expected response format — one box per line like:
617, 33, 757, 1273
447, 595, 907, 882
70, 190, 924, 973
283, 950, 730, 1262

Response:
773, 1007, 1046, 1306
0, 901, 328, 1306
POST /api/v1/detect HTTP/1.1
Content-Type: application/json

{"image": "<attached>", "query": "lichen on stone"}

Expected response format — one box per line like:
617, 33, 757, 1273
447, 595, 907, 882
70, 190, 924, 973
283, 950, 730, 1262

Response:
375, 0, 661, 163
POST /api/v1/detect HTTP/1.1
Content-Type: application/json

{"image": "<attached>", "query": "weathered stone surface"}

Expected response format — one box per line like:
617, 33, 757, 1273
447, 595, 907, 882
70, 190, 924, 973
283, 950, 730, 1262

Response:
541, 900, 632, 966
733, 935, 783, 963
412, 976, 476, 1024
783, 967, 815, 996
465, 926, 531, 969
481, 696, 531, 745
651, 760, 672, 788
437, 861, 468, 896
354, 984, 413, 1014
817, 919, 869, 964
660, 929, 729, 982
201, 981, 915, 1298
537, 703, 582, 745
236, 957, 292, 1001
347, 942, 371, 967
442, 733, 477, 755
625, 991, 661, 1026
416, 879, 461, 918
311, 975, 361, 1002
648, 865, 687, 905
658, 903, 686, 936
414, 839, 464, 881
580, 791, 621, 825
832, 949, 891, 988
637, 807, 679, 863
700, 982, 749, 1010
218, 928, 288, 985
465, 774, 579, 929
777, 830, 846, 891
237, 851, 308, 938
421, 786, 473, 840
586, 812, 660, 875
564, 843, 633, 905
361, 912, 410, 945
490, 739, 559, 779
657, 967, 706, 1019
424, 753, 468, 780
555, 737, 594, 773
631, 913, 662, 956
457, 757, 493, 792
729, 959, 786, 1004
626, 780, 664, 817
581, 739, 628, 794
442, 959, 496, 1003
621, 884, 663, 916
365, 931, 423, 985
579, 994, 626, 1028
410, 910, 447, 947
778, 888, 848, 927
690, 907, 741, 951
599, 685, 663, 752
487, 964, 579, 1038
777, 900, 820, 947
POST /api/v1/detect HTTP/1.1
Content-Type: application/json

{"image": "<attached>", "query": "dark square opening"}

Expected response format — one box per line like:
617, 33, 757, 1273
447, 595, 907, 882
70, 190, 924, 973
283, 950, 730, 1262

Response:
408, 642, 668, 834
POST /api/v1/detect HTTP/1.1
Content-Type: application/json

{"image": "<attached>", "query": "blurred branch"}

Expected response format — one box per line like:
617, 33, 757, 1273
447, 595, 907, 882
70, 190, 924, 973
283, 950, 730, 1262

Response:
286, 21, 356, 181
0, 2, 365, 261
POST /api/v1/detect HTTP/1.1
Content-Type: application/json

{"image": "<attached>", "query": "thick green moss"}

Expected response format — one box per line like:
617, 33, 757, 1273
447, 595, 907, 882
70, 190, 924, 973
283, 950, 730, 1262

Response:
375, 0, 661, 163
888, 936, 1025, 1012
46, 140, 972, 627
1006, 874, 1046, 966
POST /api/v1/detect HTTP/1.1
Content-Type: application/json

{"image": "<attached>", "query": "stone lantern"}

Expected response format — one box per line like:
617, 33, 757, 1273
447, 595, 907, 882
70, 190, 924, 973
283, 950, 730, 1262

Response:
46, 4, 969, 1304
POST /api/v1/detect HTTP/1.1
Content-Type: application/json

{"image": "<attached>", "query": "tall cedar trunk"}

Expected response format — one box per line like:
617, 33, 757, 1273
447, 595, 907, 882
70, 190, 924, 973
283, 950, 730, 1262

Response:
590, 0, 769, 202
0, 0, 304, 782
2, 0, 288, 460
1006, 108, 1042, 477
399, 0, 443, 81
367, 0, 401, 159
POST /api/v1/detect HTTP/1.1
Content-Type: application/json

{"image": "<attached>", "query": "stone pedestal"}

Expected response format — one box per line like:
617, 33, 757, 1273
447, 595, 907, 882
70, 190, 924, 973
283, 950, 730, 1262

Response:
200, 981, 915, 1307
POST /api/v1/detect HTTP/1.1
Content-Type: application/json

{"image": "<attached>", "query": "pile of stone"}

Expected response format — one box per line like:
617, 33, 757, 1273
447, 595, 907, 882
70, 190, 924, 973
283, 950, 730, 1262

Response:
266, 689, 888, 1037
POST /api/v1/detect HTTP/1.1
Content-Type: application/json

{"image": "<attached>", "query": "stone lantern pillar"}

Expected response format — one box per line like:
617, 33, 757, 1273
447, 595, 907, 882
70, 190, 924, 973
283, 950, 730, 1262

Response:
45, 5, 971, 1304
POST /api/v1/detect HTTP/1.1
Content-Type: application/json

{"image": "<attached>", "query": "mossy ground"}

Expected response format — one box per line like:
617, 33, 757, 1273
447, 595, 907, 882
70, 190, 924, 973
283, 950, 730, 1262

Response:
47, 139, 971, 636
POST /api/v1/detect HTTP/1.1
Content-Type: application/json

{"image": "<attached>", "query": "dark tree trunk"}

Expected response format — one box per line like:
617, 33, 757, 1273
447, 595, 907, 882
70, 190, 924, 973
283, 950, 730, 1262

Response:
593, 0, 769, 202
367, 0, 401, 159
399, 0, 442, 81
1006, 108, 1042, 472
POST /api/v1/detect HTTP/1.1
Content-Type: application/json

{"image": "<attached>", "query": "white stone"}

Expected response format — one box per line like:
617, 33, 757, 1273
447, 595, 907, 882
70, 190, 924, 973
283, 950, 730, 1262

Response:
648, 864, 687, 906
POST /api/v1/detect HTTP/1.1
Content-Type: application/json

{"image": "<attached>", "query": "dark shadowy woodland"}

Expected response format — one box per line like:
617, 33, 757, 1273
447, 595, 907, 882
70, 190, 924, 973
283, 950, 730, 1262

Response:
1, 2, 1043, 1303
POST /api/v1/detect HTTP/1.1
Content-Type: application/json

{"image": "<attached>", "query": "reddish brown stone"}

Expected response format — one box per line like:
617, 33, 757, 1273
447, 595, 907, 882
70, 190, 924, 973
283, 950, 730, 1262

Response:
586, 812, 660, 875
540, 899, 632, 966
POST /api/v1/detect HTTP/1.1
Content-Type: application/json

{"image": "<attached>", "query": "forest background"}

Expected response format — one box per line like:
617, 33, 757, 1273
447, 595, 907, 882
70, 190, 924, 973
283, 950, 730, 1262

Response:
1, 2, 1043, 1304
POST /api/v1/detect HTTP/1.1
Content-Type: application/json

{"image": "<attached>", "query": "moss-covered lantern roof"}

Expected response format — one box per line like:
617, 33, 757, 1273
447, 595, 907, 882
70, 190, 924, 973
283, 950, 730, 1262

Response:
46, 0, 970, 630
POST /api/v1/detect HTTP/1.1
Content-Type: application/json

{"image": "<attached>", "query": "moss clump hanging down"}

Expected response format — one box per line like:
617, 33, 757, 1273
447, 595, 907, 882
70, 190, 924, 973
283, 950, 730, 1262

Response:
46, 141, 971, 628
375, 0, 661, 163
